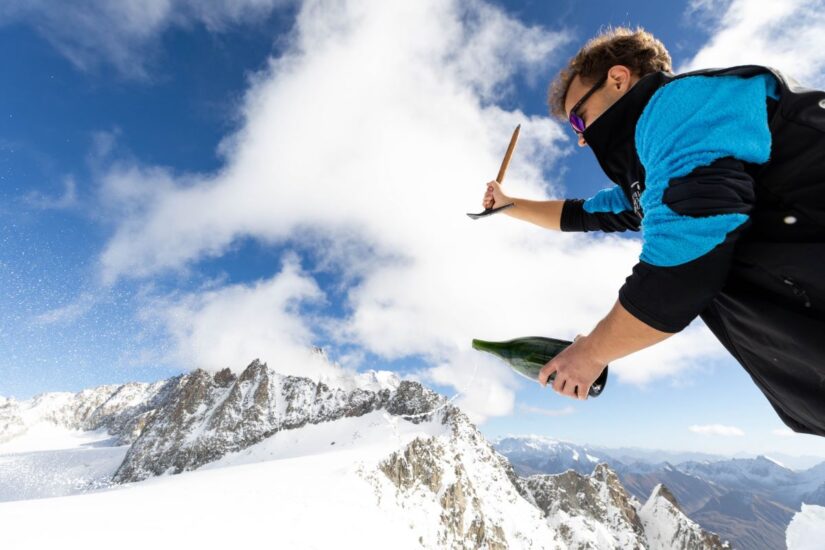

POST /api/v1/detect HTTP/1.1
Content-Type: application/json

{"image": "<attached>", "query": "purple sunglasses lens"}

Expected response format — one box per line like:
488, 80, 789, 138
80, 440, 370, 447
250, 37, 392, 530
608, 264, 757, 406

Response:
569, 113, 586, 133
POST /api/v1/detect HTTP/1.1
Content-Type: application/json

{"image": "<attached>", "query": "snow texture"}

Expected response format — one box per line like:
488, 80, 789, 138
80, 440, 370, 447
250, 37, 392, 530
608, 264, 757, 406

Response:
787, 504, 825, 550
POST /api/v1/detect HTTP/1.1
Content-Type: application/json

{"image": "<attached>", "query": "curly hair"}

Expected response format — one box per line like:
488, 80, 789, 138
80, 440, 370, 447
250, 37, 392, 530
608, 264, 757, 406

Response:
547, 26, 673, 120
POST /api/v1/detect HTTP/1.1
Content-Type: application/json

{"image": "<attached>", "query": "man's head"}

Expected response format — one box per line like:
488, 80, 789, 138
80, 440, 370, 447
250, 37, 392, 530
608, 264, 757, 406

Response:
548, 26, 673, 147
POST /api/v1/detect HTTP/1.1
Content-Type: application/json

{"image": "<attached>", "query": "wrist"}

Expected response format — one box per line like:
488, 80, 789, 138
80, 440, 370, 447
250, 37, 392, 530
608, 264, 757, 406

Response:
502, 196, 516, 214
577, 326, 615, 365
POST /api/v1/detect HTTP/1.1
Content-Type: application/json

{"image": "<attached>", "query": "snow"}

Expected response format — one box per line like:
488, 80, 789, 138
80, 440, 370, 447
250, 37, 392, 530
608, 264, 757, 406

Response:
544, 507, 635, 549
495, 433, 564, 451
764, 455, 786, 468
0, 410, 448, 549
203, 409, 447, 468
639, 485, 678, 549
0, 423, 111, 454
313, 367, 401, 393
0, 427, 128, 502
787, 504, 825, 550
638, 483, 714, 550
367, 418, 569, 549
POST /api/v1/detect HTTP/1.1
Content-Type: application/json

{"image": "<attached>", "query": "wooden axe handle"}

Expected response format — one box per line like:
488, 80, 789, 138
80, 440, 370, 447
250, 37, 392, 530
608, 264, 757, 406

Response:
496, 124, 520, 184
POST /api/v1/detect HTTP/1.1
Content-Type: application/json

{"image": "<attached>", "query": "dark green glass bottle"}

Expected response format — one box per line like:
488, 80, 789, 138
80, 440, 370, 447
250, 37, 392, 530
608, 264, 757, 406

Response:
471, 336, 609, 397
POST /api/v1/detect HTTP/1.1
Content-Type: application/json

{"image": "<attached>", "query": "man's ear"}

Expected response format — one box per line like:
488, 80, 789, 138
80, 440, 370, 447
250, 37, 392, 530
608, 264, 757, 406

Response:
607, 65, 634, 91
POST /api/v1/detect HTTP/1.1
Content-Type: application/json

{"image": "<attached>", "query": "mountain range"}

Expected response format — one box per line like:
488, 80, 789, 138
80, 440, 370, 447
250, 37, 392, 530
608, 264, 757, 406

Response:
493, 435, 825, 549
1, 356, 821, 548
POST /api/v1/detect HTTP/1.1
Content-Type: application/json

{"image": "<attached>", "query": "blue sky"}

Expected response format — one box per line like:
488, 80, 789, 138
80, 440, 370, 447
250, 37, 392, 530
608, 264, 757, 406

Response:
2, 0, 825, 458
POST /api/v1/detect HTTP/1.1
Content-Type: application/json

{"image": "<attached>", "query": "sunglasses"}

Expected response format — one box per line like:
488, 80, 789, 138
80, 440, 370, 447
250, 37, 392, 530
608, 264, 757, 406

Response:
569, 74, 608, 135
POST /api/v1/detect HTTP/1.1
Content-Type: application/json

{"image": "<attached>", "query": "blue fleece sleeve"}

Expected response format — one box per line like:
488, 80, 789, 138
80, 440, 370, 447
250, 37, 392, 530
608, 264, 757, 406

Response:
617, 73, 776, 332
583, 186, 633, 214
560, 186, 641, 232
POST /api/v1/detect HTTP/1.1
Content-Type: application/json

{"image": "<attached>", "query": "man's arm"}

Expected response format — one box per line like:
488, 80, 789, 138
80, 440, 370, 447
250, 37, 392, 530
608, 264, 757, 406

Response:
504, 196, 641, 232
502, 198, 565, 230
537, 298, 675, 399
486, 178, 640, 233
581, 298, 675, 364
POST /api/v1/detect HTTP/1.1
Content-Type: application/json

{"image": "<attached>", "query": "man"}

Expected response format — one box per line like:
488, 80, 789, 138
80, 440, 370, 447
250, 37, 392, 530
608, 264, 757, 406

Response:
482, 27, 825, 436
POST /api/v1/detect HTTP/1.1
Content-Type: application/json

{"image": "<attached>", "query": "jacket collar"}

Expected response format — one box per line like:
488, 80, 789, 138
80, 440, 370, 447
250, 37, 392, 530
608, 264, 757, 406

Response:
581, 71, 673, 186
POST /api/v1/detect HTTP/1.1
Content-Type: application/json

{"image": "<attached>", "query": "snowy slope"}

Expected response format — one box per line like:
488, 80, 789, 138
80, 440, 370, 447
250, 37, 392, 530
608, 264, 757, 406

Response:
0, 427, 128, 502
0, 411, 445, 550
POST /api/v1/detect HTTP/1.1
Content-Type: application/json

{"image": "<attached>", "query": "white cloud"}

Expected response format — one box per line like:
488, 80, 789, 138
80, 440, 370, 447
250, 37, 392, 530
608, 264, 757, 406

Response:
33, 291, 98, 325
772, 427, 797, 437
610, 324, 724, 387
681, 0, 825, 88
22, 176, 79, 210
689, 424, 745, 436
411, 347, 521, 425
86, 0, 728, 423
138, 252, 347, 382
0, 0, 293, 80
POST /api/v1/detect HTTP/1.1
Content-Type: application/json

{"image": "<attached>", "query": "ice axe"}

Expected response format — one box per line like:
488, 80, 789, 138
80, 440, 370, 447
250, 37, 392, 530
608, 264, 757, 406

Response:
466, 124, 519, 219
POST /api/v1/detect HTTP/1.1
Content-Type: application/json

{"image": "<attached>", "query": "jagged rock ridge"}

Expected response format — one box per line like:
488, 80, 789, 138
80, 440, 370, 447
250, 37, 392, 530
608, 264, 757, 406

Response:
113, 359, 442, 482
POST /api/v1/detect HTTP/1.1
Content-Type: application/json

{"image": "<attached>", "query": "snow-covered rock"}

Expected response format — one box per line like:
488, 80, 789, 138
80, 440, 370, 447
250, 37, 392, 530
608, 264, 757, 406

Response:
521, 463, 647, 549
113, 359, 445, 482
0, 380, 167, 446
639, 483, 730, 549
787, 504, 825, 550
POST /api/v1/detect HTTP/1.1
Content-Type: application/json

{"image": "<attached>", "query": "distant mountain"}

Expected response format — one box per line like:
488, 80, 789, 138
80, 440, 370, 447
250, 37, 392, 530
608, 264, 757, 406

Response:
732, 452, 825, 472
493, 435, 825, 550
0, 358, 730, 549
618, 461, 727, 513
691, 490, 796, 550
493, 435, 607, 476
589, 445, 730, 467
522, 466, 727, 549
678, 456, 799, 502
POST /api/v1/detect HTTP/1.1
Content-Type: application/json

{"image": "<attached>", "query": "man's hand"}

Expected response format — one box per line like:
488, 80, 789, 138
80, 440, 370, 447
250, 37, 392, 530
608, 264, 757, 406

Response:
538, 335, 605, 400
538, 299, 677, 400
482, 180, 512, 210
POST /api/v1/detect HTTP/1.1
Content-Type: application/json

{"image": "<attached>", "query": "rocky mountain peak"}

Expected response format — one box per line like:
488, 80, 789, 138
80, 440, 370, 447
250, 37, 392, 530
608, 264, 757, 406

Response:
111, 360, 449, 483
213, 367, 236, 387
523, 463, 647, 548
650, 482, 681, 509
641, 481, 730, 549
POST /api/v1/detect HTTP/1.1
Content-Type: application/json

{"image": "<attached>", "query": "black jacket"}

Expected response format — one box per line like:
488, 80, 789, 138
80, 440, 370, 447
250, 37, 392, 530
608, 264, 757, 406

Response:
560, 65, 825, 436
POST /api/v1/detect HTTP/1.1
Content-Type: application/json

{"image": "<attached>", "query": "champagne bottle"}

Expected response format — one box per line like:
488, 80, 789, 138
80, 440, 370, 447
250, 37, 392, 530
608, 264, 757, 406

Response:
471, 336, 609, 397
